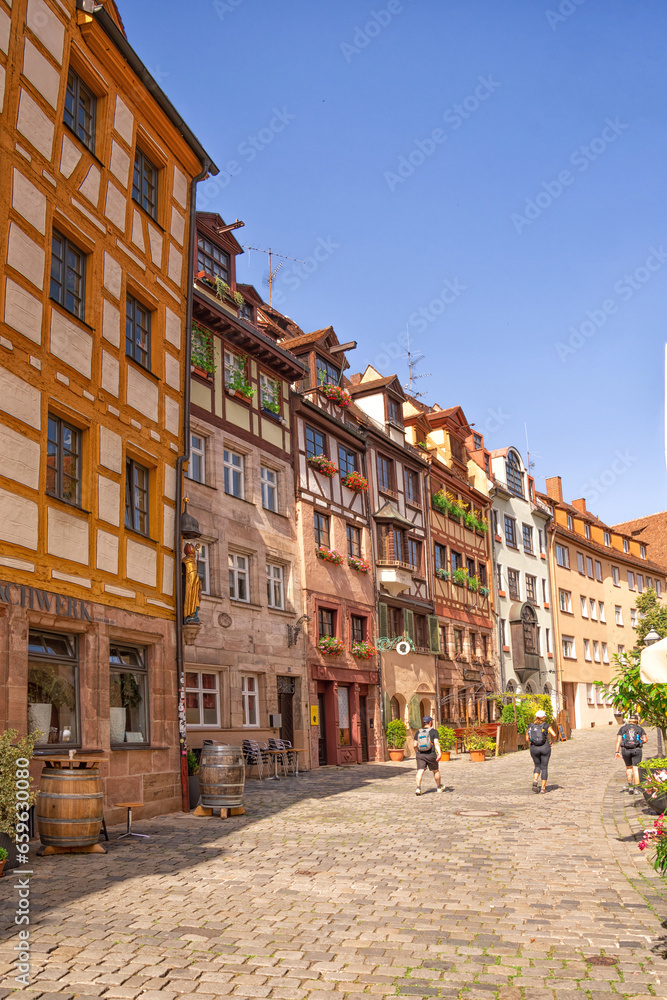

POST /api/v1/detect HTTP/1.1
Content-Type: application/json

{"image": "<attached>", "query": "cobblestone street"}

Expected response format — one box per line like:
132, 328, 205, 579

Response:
3, 729, 667, 1000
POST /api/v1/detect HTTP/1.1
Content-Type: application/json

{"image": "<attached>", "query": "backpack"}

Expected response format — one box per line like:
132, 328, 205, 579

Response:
623, 727, 642, 749
528, 723, 547, 746
417, 728, 433, 752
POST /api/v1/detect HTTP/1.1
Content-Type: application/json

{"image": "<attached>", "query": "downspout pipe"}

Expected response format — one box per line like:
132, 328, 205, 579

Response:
175, 160, 215, 811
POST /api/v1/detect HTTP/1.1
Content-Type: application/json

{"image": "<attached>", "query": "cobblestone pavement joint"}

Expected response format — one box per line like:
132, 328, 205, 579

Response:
2, 728, 667, 1000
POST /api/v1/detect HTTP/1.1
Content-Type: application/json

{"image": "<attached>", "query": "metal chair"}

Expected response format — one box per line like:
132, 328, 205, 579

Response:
268, 738, 293, 777
243, 739, 268, 780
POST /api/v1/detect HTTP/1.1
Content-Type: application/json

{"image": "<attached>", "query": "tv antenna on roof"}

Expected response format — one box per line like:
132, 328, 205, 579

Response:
242, 245, 305, 306
401, 326, 431, 398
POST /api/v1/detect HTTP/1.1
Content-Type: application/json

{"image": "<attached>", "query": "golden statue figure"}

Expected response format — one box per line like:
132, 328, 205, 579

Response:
183, 542, 202, 623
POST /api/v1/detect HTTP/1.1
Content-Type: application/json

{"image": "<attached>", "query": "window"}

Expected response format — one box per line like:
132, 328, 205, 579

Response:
260, 466, 278, 512
404, 468, 420, 504
538, 529, 545, 554
593, 640, 601, 663
637, 574, 644, 594
657, 580, 663, 597
615, 605, 623, 626
602, 642, 609, 664
542, 579, 548, 603
584, 639, 591, 661
526, 574, 537, 603
647, 577, 653, 591
506, 451, 524, 496
124, 458, 149, 535
586, 683, 594, 704
496, 563, 503, 591
305, 425, 326, 459
197, 234, 229, 282
393, 528, 405, 563
612, 566, 620, 586
347, 524, 361, 558
577, 552, 585, 574
315, 355, 339, 385
628, 571, 635, 591
387, 397, 402, 426
545, 628, 551, 653
508, 568, 520, 601
132, 148, 158, 220
604, 531, 611, 546
338, 445, 357, 476
586, 556, 594, 579
241, 674, 259, 727
484, 453, 490, 475
338, 686, 351, 746
491, 509, 499, 536
623, 539, 629, 553
415, 614, 428, 650
239, 300, 254, 323
388, 606, 403, 638
259, 373, 281, 415
224, 349, 247, 391
504, 515, 517, 547
390, 696, 400, 721
28, 631, 79, 746
197, 543, 210, 595
631, 608, 637, 628
618, 644, 625, 657
109, 645, 148, 745
266, 563, 284, 610
598, 602, 606, 623
522, 524, 534, 554
377, 455, 394, 493
478, 563, 487, 587
434, 543, 447, 573
451, 550, 462, 572
314, 512, 330, 548
454, 628, 463, 654
351, 615, 365, 643
559, 589, 572, 613
580, 596, 588, 618
562, 635, 576, 658
185, 671, 219, 727
589, 599, 597, 621
467, 557, 476, 578
228, 553, 249, 602
46, 415, 81, 505
126, 294, 151, 368
223, 449, 244, 498
473, 433, 482, 450
556, 544, 570, 568
567, 514, 574, 531
50, 231, 86, 320
64, 68, 96, 151
595, 560, 602, 582
499, 619, 506, 647
318, 607, 335, 638
641, 544, 646, 559
187, 433, 206, 484
584, 524, 591, 539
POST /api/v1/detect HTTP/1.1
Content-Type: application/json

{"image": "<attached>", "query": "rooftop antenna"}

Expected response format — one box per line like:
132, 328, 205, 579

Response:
524, 422, 535, 475
402, 325, 431, 398
242, 245, 305, 306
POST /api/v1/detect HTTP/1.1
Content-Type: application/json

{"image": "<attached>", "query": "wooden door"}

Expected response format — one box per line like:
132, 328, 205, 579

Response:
359, 695, 369, 762
317, 693, 327, 766
279, 692, 294, 745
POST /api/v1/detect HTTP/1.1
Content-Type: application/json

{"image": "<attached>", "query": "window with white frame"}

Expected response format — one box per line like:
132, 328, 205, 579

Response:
542, 579, 548, 603
562, 635, 575, 658
223, 449, 244, 498
242, 674, 259, 727
260, 466, 278, 512
628, 570, 635, 591
586, 683, 594, 704
585, 524, 591, 539
612, 566, 620, 586
623, 539, 629, 553
641, 544, 646, 559
593, 640, 601, 663
259, 372, 281, 415
586, 556, 594, 579
266, 563, 284, 610
185, 671, 219, 727
584, 639, 591, 661
559, 589, 572, 613
637, 574, 644, 593
229, 553, 249, 602
602, 642, 609, 664
545, 627, 551, 653
224, 349, 247, 391
631, 608, 637, 628
647, 577, 653, 590
615, 605, 623, 626
567, 514, 573, 531
657, 580, 663, 597
187, 433, 206, 483
556, 544, 569, 568
595, 560, 602, 582
598, 601, 606, 623
604, 531, 611, 546
618, 643, 625, 657
538, 529, 544, 554
589, 598, 597, 621
580, 596, 588, 617
197, 543, 210, 595
577, 552, 585, 574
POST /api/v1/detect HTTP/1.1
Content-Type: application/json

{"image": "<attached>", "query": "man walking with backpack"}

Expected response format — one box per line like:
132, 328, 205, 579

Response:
615, 714, 647, 793
528, 709, 557, 794
414, 716, 443, 795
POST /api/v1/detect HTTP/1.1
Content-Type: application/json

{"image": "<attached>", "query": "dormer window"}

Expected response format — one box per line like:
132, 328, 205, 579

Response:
316, 356, 339, 386
506, 450, 524, 497
239, 300, 254, 323
450, 436, 465, 464
387, 397, 402, 427
197, 234, 230, 282
473, 433, 482, 450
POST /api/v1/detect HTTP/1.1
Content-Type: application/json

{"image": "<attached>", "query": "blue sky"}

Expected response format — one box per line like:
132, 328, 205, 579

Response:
122, 0, 667, 525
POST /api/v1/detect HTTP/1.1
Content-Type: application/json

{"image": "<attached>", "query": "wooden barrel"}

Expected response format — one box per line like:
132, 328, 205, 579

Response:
36, 767, 104, 848
199, 743, 245, 808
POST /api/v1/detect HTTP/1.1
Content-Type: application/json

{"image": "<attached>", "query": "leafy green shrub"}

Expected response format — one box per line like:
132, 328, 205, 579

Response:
386, 719, 407, 749
0, 729, 39, 841
437, 726, 456, 751
187, 749, 199, 776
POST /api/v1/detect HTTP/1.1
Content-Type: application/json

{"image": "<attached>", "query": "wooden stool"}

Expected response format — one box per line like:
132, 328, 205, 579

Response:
115, 802, 149, 840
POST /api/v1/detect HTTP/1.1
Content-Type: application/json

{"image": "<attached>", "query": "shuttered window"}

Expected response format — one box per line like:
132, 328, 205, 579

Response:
428, 615, 440, 653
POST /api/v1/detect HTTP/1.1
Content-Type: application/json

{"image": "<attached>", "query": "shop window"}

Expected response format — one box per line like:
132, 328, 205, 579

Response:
185, 671, 220, 727
109, 645, 149, 746
27, 631, 79, 747
338, 686, 351, 746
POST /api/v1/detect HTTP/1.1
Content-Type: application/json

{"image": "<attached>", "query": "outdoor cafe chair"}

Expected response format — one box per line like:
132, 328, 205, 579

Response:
243, 739, 269, 780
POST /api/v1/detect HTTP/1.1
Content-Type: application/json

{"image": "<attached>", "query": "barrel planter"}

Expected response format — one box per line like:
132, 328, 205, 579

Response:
199, 743, 245, 809
36, 767, 104, 848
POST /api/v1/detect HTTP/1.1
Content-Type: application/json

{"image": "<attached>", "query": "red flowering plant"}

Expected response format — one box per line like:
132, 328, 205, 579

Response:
342, 471, 368, 493
309, 454, 338, 478
638, 814, 667, 873
317, 545, 344, 566
321, 384, 352, 408
317, 636, 344, 656
351, 640, 376, 660
348, 555, 370, 574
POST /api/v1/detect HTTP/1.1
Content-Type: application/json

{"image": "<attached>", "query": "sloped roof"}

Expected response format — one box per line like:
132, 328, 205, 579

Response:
372, 501, 415, 528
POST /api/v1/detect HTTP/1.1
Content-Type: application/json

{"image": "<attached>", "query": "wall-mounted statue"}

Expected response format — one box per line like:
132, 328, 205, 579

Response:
183, 542, 202, 623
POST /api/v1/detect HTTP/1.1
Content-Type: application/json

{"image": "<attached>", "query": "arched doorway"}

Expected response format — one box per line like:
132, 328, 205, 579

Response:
390, 696, 400, 721
419, 699, 430, 723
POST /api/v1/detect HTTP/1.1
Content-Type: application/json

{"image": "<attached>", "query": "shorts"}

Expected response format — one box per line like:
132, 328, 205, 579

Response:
621, 747, 643, 767
416, 753, 439, 771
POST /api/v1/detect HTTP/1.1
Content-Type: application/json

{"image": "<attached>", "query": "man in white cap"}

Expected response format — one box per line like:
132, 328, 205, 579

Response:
527, 710, 557, 794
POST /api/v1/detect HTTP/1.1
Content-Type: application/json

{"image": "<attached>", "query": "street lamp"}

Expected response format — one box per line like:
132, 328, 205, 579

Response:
644, 628, 664, 753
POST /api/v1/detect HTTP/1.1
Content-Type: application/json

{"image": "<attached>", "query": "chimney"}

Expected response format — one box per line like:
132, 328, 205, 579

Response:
545, 476, 563, 503
572, 498, 587, 514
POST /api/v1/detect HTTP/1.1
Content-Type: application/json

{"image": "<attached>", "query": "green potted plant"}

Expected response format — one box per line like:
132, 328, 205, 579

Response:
28, 665, 75, 745
386, 719, 407, 761
437, 725, 456, 762
463, 730, 495, 762
0, 845, 7, 878
452, 568, 468, 587
187, 749, 200, 810
0, 729, 39, 870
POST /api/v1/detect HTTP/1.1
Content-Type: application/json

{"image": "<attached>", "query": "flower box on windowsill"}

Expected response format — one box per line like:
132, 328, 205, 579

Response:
261, 407, 283, 422
348, 555, 370, 574
317, 636, 344, 656
316, 545, 344, 566
351, 640, 376, 660
342, 471, 368, 493
191, 364, 213, 381
309, 454, 338, 478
